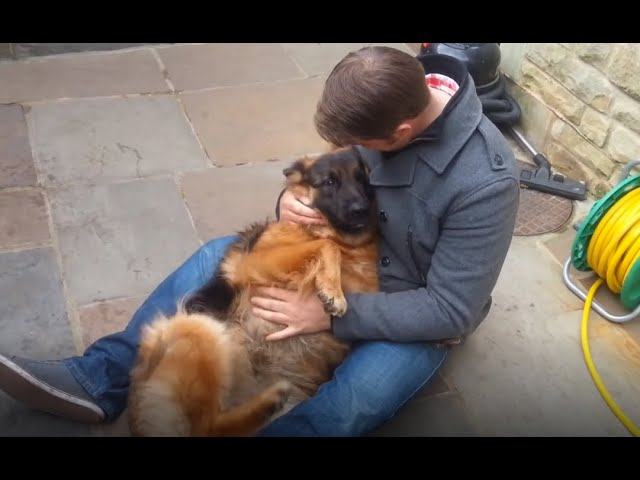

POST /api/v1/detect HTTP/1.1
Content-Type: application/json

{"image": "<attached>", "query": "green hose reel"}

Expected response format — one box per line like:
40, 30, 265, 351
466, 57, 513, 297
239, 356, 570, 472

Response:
570, 162, 640, 310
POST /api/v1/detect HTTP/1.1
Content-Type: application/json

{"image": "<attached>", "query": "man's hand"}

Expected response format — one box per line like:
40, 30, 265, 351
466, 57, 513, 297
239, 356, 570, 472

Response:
279, 190, 327, 226
250, 286, 331, 341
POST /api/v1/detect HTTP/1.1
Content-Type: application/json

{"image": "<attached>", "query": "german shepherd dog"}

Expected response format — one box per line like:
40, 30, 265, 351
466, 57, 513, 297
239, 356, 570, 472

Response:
128, 147, 379, 436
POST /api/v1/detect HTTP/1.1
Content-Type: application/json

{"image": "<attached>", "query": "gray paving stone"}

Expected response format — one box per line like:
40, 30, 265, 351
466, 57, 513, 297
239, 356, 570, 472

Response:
0, 247, 74, 358
49, 178, 201, 305
158, 43, 304, 91
0, 189, 50, 250
180, 160, 289, 241
372, 392, 477, 436
0, 104, 37, 188
0, 49, 169, 104
29, 96, 209, 187
281, 43, 414, 77
12, 43, 163, 59
180, 78, 329, 166
0, 247, 89, 436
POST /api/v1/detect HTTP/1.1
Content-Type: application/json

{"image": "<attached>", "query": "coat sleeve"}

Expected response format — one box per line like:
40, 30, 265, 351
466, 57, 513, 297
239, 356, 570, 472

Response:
331, 177, 520, 342
274, 188, 286, 220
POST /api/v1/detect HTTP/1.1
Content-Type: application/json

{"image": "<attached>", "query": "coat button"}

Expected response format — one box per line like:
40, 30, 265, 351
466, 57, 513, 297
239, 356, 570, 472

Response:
379, 210, 388, 222
381, 256, 391, 267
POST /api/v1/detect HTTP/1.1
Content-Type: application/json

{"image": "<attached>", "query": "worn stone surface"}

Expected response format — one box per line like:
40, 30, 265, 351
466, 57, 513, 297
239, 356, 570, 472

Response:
439, 236, 637, 436
527, 43, 613, 113
180, 78, 329, 166
607, 44, 640, 101
0, 189, 50, 250
180, 160, 288, 241
550, 120, 615, 176
0, 43, 13, 60
606, 125, 640, 165
519, 60, 585, 125
372, 392, 476, 436
280, 43, 413, 77
0, 248, 90, 436
48, 178, 201, 306
0, 104, 37, 188
29, 96, 208, 187
12, 43, 162, 59
0, 49, 169, 104
158, 43, 304, 91
579, 108, 611, 147
78, 297, 144, 349
0, 247, 75, 359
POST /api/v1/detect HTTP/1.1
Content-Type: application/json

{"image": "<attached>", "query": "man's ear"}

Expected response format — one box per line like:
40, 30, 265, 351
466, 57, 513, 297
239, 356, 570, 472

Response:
393, 123, 413, 141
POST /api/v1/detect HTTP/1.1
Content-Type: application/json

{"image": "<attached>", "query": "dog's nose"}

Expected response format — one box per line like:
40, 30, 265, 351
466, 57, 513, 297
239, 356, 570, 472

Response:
349, 203, 368, 218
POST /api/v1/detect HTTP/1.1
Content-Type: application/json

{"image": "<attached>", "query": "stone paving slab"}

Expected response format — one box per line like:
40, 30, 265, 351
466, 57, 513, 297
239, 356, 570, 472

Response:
180, 78, 328, 166
414, 372, 454, 399
0, 247, 88, 435
11, 44, 165, 59
0, 104, 37, 188
0, 247, 75, 359
281, 43, 414, 77
0, 43, 12, 60
157, 43, 304, 91
93, 408, 131, 436
48, 178, 201, 306
29, 96, 209, 187
372, 392, 476, 436
78, 296, 144, 350
181, 161, 289, 241
0, 49, 169, 104
439, 236, 637, 436
0, 189, 50, 250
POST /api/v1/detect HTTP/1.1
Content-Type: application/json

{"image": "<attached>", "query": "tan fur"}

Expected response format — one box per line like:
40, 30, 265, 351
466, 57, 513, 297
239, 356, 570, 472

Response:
129, 153, 379, 436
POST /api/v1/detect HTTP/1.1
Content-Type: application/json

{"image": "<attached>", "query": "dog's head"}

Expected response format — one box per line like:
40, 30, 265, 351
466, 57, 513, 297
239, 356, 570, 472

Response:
283, 147, 376, 243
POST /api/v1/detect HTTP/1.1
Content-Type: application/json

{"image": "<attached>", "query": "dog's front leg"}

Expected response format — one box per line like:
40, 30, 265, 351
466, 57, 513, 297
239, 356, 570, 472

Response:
315, 243, 347, 317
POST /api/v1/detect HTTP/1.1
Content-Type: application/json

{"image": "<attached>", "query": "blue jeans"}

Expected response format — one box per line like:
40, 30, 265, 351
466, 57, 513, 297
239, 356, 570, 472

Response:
65, 236, 447, 436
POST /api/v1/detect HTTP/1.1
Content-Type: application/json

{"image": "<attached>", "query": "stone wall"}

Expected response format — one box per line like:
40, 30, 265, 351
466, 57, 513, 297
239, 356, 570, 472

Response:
501, 43, 640, 197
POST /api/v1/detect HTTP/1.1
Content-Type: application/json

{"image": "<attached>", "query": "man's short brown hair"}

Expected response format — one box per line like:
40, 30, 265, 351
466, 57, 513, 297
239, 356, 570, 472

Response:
314, 46, 429, 147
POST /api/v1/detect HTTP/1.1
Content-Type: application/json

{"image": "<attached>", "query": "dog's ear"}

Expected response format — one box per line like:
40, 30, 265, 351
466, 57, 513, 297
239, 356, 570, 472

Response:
283, 159, 306, 184
352, 146, 370, 176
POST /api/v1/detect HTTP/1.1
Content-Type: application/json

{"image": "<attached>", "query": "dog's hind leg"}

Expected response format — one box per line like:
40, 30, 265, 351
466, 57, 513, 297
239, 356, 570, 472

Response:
184, 271, 236, 318
207, 380, 293, 437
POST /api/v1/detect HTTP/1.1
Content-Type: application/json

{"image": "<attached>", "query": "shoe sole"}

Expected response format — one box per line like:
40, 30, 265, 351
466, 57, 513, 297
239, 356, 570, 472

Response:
0, 356, 105, 424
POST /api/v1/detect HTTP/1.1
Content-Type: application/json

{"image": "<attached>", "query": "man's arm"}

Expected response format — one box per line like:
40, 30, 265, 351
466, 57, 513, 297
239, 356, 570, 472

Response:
332, 178, 520, 343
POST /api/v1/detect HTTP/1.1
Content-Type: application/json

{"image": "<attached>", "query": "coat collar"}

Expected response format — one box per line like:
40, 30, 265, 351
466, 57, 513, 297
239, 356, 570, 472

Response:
360, 54, 484, 187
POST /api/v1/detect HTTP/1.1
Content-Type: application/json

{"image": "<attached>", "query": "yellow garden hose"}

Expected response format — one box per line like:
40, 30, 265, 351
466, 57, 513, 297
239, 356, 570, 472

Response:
582, 187, 640, 437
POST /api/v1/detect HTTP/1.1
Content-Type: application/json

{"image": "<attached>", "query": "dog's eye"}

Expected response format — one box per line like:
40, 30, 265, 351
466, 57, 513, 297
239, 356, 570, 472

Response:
322, 178, 336, 187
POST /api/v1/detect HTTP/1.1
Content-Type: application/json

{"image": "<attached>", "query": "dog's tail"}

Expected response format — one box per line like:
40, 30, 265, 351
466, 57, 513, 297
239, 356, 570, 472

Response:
129, 313, 238, 436
128, 317, 192, 436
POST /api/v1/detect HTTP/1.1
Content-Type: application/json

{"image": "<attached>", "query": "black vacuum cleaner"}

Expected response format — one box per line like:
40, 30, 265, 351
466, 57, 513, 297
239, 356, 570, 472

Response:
417, 43, 587, 201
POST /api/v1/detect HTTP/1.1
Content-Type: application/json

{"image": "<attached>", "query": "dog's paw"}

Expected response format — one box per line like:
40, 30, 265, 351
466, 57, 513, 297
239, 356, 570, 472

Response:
318, 291, 347, 317
265, 380, 293, 415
